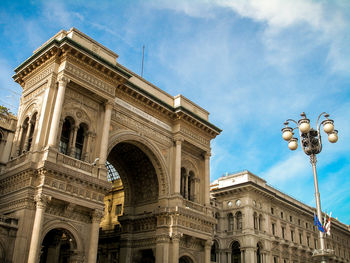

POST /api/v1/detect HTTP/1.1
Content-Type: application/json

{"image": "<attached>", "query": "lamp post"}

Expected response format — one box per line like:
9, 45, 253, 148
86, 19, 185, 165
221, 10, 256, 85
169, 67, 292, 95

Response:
281, 112, 338, 262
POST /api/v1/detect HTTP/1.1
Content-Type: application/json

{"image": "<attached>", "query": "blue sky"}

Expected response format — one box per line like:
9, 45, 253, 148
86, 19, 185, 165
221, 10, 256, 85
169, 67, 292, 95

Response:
1, 0, 350, 224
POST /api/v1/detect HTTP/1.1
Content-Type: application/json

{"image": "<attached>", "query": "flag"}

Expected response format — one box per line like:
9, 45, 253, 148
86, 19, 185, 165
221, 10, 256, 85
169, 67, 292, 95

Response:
325, 212, 332, 236
314, 213, 325, 233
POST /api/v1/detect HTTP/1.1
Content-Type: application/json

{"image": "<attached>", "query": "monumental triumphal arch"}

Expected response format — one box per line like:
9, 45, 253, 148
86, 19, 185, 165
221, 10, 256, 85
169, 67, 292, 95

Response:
0, 28, 221, 263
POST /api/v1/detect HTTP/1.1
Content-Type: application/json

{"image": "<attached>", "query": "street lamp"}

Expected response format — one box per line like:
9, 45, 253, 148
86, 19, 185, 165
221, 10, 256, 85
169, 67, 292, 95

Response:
281, 112, 338, 262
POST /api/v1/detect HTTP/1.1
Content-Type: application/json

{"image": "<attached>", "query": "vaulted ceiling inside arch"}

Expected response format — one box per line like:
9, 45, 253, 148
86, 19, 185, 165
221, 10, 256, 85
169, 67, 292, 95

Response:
107, 142, 159, 206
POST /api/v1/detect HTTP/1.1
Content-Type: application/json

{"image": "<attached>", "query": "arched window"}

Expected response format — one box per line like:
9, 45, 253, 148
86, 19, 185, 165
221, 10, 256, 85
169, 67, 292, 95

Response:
75, 123, 88, 160
188, 171, 195, 201
254, 212, 258, 229
236, 211, 242, 230
19, 117, 29, 154
180, 167, 186, 198
59, 117, 73, 155
257, 243, 262, 263
26, 113, 37, 151
211, 241, 219, 262
228, 213, 234, 231
231, 241, 241, 263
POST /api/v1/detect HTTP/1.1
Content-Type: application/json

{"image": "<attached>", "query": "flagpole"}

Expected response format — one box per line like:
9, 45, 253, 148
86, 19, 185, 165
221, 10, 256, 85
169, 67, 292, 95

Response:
310, 154, 326, 263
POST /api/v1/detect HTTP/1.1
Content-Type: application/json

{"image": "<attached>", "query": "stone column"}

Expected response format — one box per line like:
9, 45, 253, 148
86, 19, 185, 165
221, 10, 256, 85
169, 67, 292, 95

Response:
88, 209, 103, 263
29, 116, 40, 151
13, 125, 22, 157
27, 193, 51, 263
23, 120, 33, 152
48, 76, 68, 148
204, 240, 212, 263
227, 251, 232, 263
69, 126, 79, 157
204, 152, 211, 205
155, 235, 170, 263
174, 136, 183, 195
171, 234, 181, 263
83, 131, 92, 162
99, 102, 113, 165
219, 250, 226, 263
244, 248, 255, 262
184, 173, 189, 199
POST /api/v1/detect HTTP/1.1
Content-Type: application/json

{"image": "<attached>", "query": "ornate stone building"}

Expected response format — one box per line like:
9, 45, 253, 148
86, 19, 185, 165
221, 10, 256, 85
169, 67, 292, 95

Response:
0, 28, 221, 263
210, 171, 350, 263
1, 27, 350, 263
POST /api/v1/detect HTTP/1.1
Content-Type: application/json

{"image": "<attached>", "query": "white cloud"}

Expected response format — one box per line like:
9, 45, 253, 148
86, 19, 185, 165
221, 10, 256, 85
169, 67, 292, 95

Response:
262, 152, 309, 183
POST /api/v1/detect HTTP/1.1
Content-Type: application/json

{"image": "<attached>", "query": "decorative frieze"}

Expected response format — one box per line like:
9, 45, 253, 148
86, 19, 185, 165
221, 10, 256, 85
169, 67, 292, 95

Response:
115, 97, 172, 132
113, 111, 171, 144
25, 65, 55, 89
65, 88, 100, 111
180, 127, 210, 147
65, 62, 115, 95
22, 82, 47, 104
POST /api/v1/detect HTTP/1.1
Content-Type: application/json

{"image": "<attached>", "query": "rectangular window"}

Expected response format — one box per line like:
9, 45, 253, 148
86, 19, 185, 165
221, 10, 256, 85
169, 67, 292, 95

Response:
290, 216, 293, 222
271, 207, 274, 214
298, 219, 301, 225
281, 212, 284, 219
291, 230, 294, 242
115, 204, 122, 215
299, 233, 302, 244
307, 236, 310, 247
282, 227, 285, 239
272, 223, 276, 235
274, 257, 278, 263
314, 239, 317, 249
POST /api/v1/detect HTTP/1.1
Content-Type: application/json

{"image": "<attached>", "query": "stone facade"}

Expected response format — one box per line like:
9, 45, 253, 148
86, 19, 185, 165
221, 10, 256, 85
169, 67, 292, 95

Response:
0, 28, 221, 263
1, 27, 350, 263
210, 171, 350, 263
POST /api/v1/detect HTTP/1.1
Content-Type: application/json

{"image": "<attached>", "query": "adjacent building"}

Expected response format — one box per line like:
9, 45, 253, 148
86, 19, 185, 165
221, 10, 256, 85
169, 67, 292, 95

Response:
210, 171, 350, 263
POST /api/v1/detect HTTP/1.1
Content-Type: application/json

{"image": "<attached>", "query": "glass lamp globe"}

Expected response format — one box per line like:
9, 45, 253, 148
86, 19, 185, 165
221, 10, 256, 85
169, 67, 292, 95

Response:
299, 122, 310, 133
323, 120, 334, 134
298, 119, 310, 133
288, 138, 298, 150
282, 127, 293, 141
328, 130, 338, 143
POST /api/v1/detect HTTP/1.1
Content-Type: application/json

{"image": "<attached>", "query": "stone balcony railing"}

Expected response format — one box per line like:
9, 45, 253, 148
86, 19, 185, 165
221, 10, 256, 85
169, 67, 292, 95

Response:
182, 198, 213, 216
56, 152, 93, 173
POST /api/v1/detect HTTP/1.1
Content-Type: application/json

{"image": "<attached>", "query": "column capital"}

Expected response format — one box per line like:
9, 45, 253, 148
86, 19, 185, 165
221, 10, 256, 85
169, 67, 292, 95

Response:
171, 233, 182, 243
204, 240, 213, 248
34, 193, 51, 209
105, 100, 114, 109
204, 152, 211, 160
156, 234, 171, 243
91, 209, 104, 223
174, 134, 184, 144
57, 75, 69, 86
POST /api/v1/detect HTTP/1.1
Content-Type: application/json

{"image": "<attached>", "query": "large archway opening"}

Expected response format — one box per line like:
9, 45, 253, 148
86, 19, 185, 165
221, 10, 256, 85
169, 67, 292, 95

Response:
231, 241, 241, 263
107, 142, 159, 208
179, 255, 194, 263
98, 141, 161, 263
39, 228, 77, 263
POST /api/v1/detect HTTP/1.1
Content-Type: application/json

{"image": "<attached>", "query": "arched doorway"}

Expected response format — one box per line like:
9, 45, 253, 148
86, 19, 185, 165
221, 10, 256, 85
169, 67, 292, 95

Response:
257, 243, 262, 263
99, 140, 162, 262
39, 228, 76, 263
179, 255, 194, 263
231, 241, 241, 263
107, 142, 159, 208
